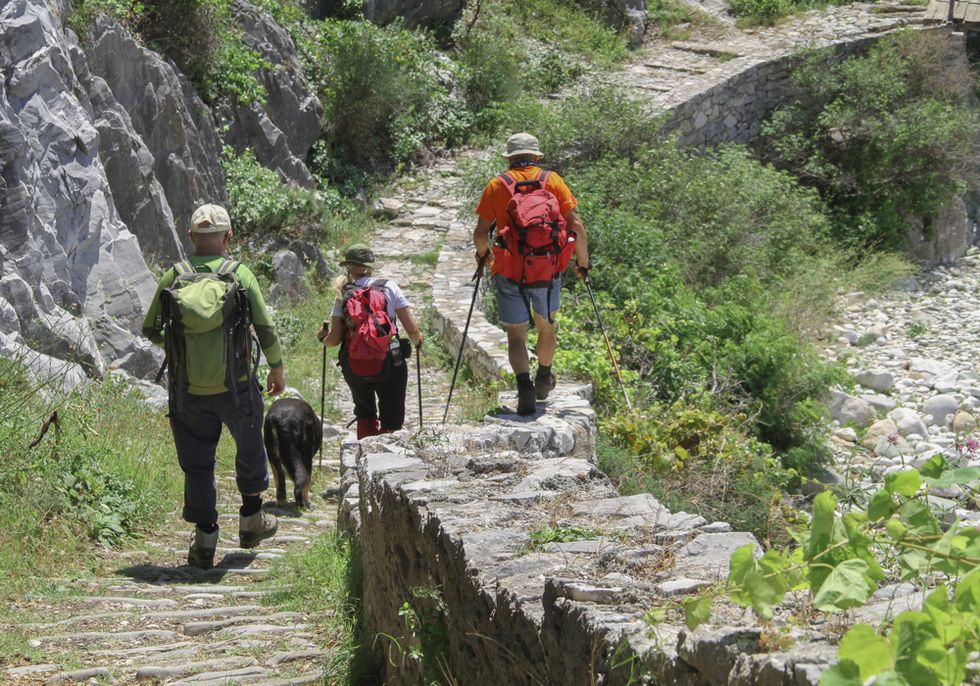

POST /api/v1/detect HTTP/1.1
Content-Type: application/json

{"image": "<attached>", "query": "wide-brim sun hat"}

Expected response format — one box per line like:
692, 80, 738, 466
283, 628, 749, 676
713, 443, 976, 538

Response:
502, 132, 543, 159
340, 244, 375, 267
190, 203, 232, 233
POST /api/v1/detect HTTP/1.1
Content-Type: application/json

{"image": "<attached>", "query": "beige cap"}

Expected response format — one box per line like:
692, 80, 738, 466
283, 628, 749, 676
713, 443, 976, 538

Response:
190, 204, 231, 233
503, 132, 543, 159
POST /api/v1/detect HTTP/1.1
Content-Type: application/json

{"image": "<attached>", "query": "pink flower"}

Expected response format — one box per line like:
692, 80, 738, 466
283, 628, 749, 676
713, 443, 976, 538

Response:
966, 437, 979, 454
887, 434, 900, 445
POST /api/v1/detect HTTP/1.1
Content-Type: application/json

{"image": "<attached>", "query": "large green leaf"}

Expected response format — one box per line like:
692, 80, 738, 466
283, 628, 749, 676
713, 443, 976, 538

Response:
922, 586, 961, 645
808, 491, 839, 591
869, 673, 910, 686
922, 466, 980, 488
897, 500, 941, 538
915, 639, 966, 686
682, 595, 712, 631
838, 624, 892, 680
869, 489, 896, 521
918, 454, 947, 479
812, 559, 873, 611
819, 660, 863, 686
892, 612, 941, 686
885, 469, 922, 497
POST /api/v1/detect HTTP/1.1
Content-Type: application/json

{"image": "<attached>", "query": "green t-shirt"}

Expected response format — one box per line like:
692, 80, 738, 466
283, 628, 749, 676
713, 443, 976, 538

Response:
142, 255, 283, 395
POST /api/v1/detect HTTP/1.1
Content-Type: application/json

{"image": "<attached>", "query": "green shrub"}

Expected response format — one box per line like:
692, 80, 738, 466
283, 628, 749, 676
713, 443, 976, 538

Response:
728, 0, 794, 26
221, 145, 316, 234
68, 0, 145, 34
761, 29, 980, 250
314, 19, 467, 171
600, 399, 789, 540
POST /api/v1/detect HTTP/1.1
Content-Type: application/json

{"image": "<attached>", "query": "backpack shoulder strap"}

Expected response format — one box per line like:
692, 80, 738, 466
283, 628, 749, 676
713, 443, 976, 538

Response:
537, 170, 551, 186
172, 260, 195, 277
215, 259, 241, 276
370, 278, 388, 290
498, 173, 517, 197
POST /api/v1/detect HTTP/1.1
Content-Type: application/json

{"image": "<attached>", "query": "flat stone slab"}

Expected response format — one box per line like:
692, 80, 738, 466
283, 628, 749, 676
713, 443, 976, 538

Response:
135, 656, 258, 680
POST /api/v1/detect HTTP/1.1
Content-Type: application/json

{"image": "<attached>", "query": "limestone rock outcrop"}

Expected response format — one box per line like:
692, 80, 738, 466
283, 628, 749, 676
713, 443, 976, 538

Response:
361, 0, 464, 30
85, 15, 227, 254
222, 0, 323, 188
0, 0, 159, 380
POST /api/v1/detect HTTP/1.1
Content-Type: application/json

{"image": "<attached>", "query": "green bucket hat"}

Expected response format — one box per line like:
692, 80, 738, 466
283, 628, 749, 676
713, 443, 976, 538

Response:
340, 244, 375, 267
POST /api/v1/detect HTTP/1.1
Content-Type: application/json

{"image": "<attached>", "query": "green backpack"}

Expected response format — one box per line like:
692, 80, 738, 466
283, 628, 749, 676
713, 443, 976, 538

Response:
155, 259, 256, 412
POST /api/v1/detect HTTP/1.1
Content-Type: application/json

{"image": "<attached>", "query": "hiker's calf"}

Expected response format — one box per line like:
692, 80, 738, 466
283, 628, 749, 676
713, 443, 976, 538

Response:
263, 398, 322, 509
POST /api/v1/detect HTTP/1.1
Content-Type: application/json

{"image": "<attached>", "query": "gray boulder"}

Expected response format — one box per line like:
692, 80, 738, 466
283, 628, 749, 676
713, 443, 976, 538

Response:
86, 16, 227, 252
923, 394, 959, 428
361, 0, 464, 30
268, 249, 309, 304
828, 390, 875, 427
222, 0, 323, 188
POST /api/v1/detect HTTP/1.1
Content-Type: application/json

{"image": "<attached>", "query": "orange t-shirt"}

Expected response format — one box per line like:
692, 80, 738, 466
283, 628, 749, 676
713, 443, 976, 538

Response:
475, 166, 578, 230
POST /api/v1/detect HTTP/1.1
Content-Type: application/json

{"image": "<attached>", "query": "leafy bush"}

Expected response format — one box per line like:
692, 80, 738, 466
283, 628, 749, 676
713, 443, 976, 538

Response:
221, 146, 316, 235
600, 399, 789, 539
68, 0, 145, 34
313, 20, 468, 171
728, 0, 794, 26
761, 29, 980, 250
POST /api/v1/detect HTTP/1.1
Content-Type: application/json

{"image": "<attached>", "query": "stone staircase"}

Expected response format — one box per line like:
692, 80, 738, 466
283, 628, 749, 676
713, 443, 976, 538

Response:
4, 467, 342, 685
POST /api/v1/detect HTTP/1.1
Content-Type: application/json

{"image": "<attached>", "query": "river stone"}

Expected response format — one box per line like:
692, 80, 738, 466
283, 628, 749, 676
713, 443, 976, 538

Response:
831, 393, 875, 427
855, 368, 895, 392
862, 419, 898, 451
923, 394, 959, 427
952, 411, 977, 433
888, 408, 929, 437
673, 532, 759, 579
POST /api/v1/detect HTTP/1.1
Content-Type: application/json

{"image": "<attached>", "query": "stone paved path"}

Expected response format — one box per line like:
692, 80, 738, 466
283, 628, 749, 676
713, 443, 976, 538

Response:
4, 463, 343, 684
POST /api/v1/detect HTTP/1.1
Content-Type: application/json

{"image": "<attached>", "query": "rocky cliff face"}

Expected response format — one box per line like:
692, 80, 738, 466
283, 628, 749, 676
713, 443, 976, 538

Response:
221, 0, 323, 188
0, 0, 324, 389
0, 0, 160, 385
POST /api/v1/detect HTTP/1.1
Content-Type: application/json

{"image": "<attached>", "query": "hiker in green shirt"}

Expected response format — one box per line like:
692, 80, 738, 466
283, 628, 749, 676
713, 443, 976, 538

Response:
142, 204, 284, 569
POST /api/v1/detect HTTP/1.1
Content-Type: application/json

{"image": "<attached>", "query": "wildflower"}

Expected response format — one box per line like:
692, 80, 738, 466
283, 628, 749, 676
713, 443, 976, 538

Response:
966, 437, 979, 454
887, 433, 899, 445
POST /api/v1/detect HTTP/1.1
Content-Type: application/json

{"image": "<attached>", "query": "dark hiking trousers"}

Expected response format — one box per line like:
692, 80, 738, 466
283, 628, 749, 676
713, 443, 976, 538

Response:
169, 378, 268, 526
341, 344, 409, 431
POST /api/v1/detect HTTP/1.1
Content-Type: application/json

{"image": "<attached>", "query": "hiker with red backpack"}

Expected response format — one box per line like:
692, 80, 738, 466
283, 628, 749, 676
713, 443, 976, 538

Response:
319, 244, 423, 439
142, 204, 284, 569
473, 133, 591, 416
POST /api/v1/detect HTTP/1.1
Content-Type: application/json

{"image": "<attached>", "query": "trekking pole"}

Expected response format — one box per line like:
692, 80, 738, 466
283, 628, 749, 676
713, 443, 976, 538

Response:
443, 253, 489, 424
318, 320, 329, 468
583, 273, 633, 413
416, 344, 423, 429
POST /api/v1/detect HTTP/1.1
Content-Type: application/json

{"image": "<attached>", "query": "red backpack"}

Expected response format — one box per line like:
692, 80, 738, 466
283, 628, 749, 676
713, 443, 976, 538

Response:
493, 171, 576, 303
342, 279, 395, 379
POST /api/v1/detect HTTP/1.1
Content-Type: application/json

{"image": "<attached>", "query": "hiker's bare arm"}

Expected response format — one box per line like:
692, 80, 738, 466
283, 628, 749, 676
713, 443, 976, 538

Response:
396, 307, 423, 349
267, 366, 285, 396
565, 209, 590, 276
321, 315, 344, 348
474, 216, 493, 263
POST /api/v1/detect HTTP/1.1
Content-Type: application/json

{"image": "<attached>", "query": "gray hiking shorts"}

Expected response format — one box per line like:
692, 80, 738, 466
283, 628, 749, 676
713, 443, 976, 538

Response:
494, 274, 562, 325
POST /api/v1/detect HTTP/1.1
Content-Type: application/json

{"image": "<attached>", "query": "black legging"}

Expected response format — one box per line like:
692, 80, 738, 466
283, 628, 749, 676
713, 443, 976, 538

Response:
340, 343, 409, 430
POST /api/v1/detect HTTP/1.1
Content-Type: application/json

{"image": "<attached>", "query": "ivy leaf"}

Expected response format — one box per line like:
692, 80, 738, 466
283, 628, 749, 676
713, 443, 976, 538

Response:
812, 559, 873, 611
953, 568, 980, 613
919, 454, 947, 479
837, 624, 892, 680
819, 659, 863, 686
885, 469, 921, 497
922, 466, 980, 488
892, 612, 941, 686
727, 544, 785, 619
869, 490, 895, 521
682, 595, 712, 631
808, 491, 839, 591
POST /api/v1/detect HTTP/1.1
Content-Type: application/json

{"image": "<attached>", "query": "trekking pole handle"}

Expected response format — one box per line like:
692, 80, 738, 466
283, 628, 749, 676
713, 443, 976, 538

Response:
317, 320, 330, 342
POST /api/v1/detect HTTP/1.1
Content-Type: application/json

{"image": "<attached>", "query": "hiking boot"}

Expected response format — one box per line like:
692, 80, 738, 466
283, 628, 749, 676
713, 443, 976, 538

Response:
517, 378, 536, 416
534, 372, 556, 400
187, 526, 218, 569
239, 510, 278, 548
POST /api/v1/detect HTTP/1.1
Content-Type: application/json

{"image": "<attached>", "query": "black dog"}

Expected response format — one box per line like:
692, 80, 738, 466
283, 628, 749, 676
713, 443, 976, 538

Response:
263, 398, 322, 509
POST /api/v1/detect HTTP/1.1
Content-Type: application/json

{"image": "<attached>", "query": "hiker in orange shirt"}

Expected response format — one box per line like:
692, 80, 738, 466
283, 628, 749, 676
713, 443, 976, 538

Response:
473, 133, 591, 415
